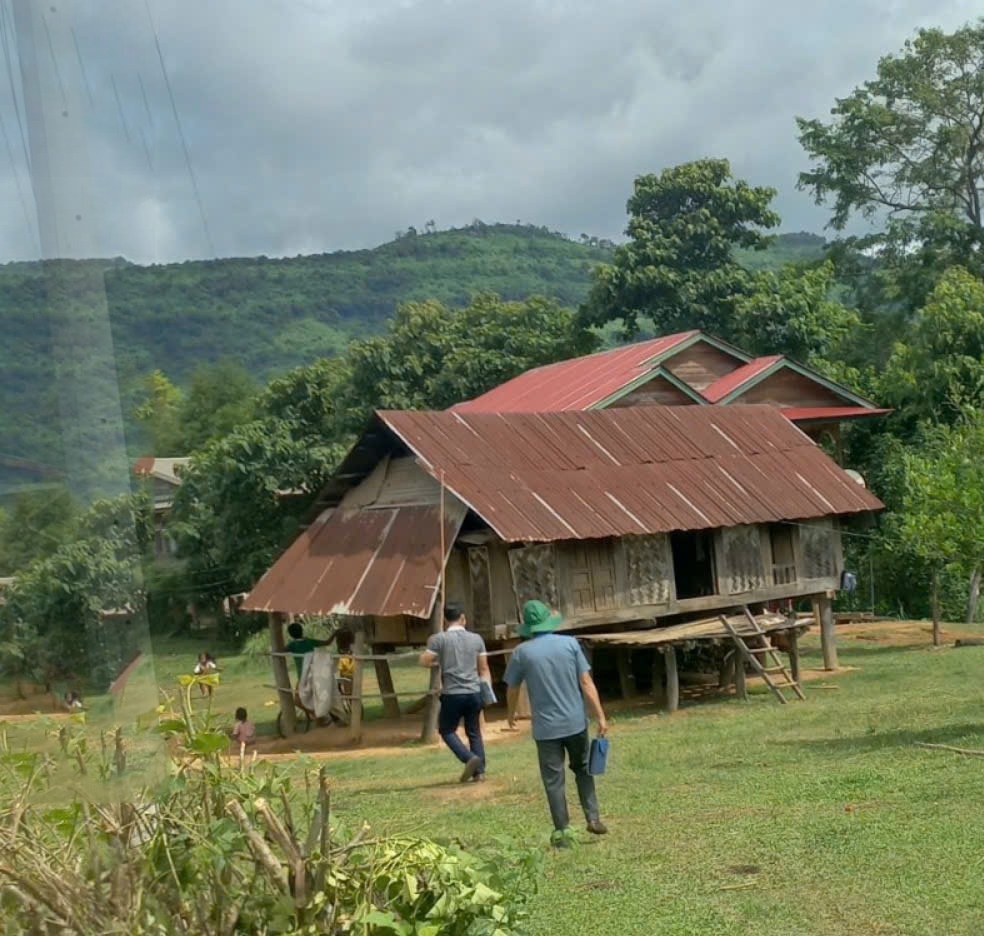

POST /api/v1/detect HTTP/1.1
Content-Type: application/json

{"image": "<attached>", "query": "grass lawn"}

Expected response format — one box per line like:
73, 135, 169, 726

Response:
5, 621, 984, 934
302, 623, 984, 936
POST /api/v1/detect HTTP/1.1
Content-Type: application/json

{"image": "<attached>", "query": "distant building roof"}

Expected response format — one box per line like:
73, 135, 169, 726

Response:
452, 331, 882, 425
702, 356, 782, 403
451, 330, 714, 413
133, 457, 190, 486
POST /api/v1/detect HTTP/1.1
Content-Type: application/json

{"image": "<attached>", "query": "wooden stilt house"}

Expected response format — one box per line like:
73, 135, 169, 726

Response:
243, 404, 882, 738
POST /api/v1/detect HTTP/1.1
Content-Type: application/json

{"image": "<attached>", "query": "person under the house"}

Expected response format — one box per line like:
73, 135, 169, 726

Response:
231, 706, 256, 747
504, 599, 609, 848
285, 622, 331, 720
330, 629, 355, 725
418, 603, 491, 783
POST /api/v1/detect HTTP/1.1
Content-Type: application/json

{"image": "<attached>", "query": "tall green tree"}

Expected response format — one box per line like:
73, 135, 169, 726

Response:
341, 293, 597, 428
732, 261, 863, 365
133, 370, 184, 454
881, 266, 984, 427
798, 21, 984, 306
0, 487, 77, 574
580, 159, 779, 336
132, 361, 257, 455
891, 414, 984, 642
177, 360, 258, 452
171, 359, 351, 595
0, 492, 153, 685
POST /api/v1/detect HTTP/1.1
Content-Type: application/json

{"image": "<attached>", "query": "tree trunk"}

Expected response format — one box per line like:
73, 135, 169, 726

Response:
967, 567, 982, 625
931, 569, 942, 648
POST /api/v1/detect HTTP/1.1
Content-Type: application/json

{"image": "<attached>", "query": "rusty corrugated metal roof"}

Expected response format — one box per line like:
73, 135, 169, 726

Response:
780, 406, 892, 423
379, 406, 883, 543
702, 356, 782, 403
450, 331, 699, 412
241, 500, 466, 617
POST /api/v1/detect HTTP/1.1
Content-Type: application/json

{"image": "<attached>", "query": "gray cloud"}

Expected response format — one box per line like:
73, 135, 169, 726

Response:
0, 0, 978, 263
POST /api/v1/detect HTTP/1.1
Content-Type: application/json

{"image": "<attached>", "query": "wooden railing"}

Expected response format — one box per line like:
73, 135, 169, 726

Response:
772, 563, 797, 586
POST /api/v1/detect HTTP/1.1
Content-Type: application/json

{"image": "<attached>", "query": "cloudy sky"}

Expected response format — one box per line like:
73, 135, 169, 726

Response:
0, 0, 978, 263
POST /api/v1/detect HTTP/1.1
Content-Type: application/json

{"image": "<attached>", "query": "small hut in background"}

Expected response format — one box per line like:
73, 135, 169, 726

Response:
242, 404, 883, 738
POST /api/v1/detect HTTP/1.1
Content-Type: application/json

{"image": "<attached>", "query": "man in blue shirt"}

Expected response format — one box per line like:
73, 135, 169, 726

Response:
504, 600, 609, 847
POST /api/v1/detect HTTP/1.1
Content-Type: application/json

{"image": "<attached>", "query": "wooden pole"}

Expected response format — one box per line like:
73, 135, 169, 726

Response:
734, 653, 748, 700
421, 602, 443, 742
664, 646, 679, 713
616, 647, 634, 699
931, 569, 942, 647
373, 651, 401, 720
270, 613, 296, 736
817, 594, 838, 671
421, 471, 447, 743
350, 628, 367, 743
718, 651, 736, 691
787, 629, 802, 685
651, 650, 667, 706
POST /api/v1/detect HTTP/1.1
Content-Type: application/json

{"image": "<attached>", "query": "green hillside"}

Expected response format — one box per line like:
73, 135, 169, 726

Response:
0, 224, 824, 470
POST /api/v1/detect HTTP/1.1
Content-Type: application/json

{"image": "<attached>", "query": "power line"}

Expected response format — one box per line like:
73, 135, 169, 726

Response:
0, 1, 35, 251
70, 26, 93, 109
39, 11, 67, 116
138, 72, 153, 130
110, 73, 131, 144
0, 1, 31, 176
0, 93, 34, 246
143, 0, 214, 257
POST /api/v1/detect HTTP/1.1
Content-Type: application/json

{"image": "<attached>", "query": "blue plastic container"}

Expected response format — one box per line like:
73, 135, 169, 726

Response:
588, 736, 609, 776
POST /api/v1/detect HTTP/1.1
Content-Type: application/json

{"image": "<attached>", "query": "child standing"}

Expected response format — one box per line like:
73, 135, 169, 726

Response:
232, 707, 256, 746
194, 652, 219, 697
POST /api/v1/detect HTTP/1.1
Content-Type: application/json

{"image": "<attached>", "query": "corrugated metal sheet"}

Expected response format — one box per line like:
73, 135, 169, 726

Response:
781, 406, 892, 423
451, 331, 697, 412
702, 356, 781, 403
242, 500, 466, 617
379, 406, 883, 543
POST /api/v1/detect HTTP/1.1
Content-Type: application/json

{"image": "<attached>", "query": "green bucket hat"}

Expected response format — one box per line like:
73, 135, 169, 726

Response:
521, 600, 562, 638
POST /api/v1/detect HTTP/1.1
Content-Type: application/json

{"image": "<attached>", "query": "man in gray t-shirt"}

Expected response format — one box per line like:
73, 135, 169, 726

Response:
505, 600, 608, 847
419, 603, 491, 782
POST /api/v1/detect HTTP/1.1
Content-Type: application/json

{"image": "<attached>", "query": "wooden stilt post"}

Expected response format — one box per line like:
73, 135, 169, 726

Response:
817, 594, 838, 671
421, 470, 447, 743
664, 646, 679, 713
350, 628, 367, 743
421, 602, 442, 742
373, 650, 401, 720
616, 647, 634, 699
270, 612, 295, 736
787, 628, 802, 685
651, 650, 667, 706
734, 654, 748, 701
718, 650, 736, 691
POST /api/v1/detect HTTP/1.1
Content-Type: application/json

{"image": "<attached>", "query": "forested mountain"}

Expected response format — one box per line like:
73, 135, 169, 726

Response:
0, 222, 824, 469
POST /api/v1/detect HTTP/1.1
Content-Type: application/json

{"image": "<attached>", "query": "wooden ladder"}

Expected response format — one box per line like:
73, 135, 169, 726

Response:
720, 608, 806, 704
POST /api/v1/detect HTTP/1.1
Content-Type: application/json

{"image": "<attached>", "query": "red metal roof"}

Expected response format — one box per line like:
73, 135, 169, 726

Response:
242, 502, 466, 617
781, 406, 892, 423
380, 406, 883, 543
702, 356, 781, 403
451, 331, 698, 412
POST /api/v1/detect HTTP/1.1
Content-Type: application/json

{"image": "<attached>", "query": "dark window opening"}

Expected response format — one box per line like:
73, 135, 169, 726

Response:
671, 530, 716, 600
770, 525, 797, 585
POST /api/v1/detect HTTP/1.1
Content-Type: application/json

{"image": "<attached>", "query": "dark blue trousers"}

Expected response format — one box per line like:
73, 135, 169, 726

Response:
438, 692, 485, 774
